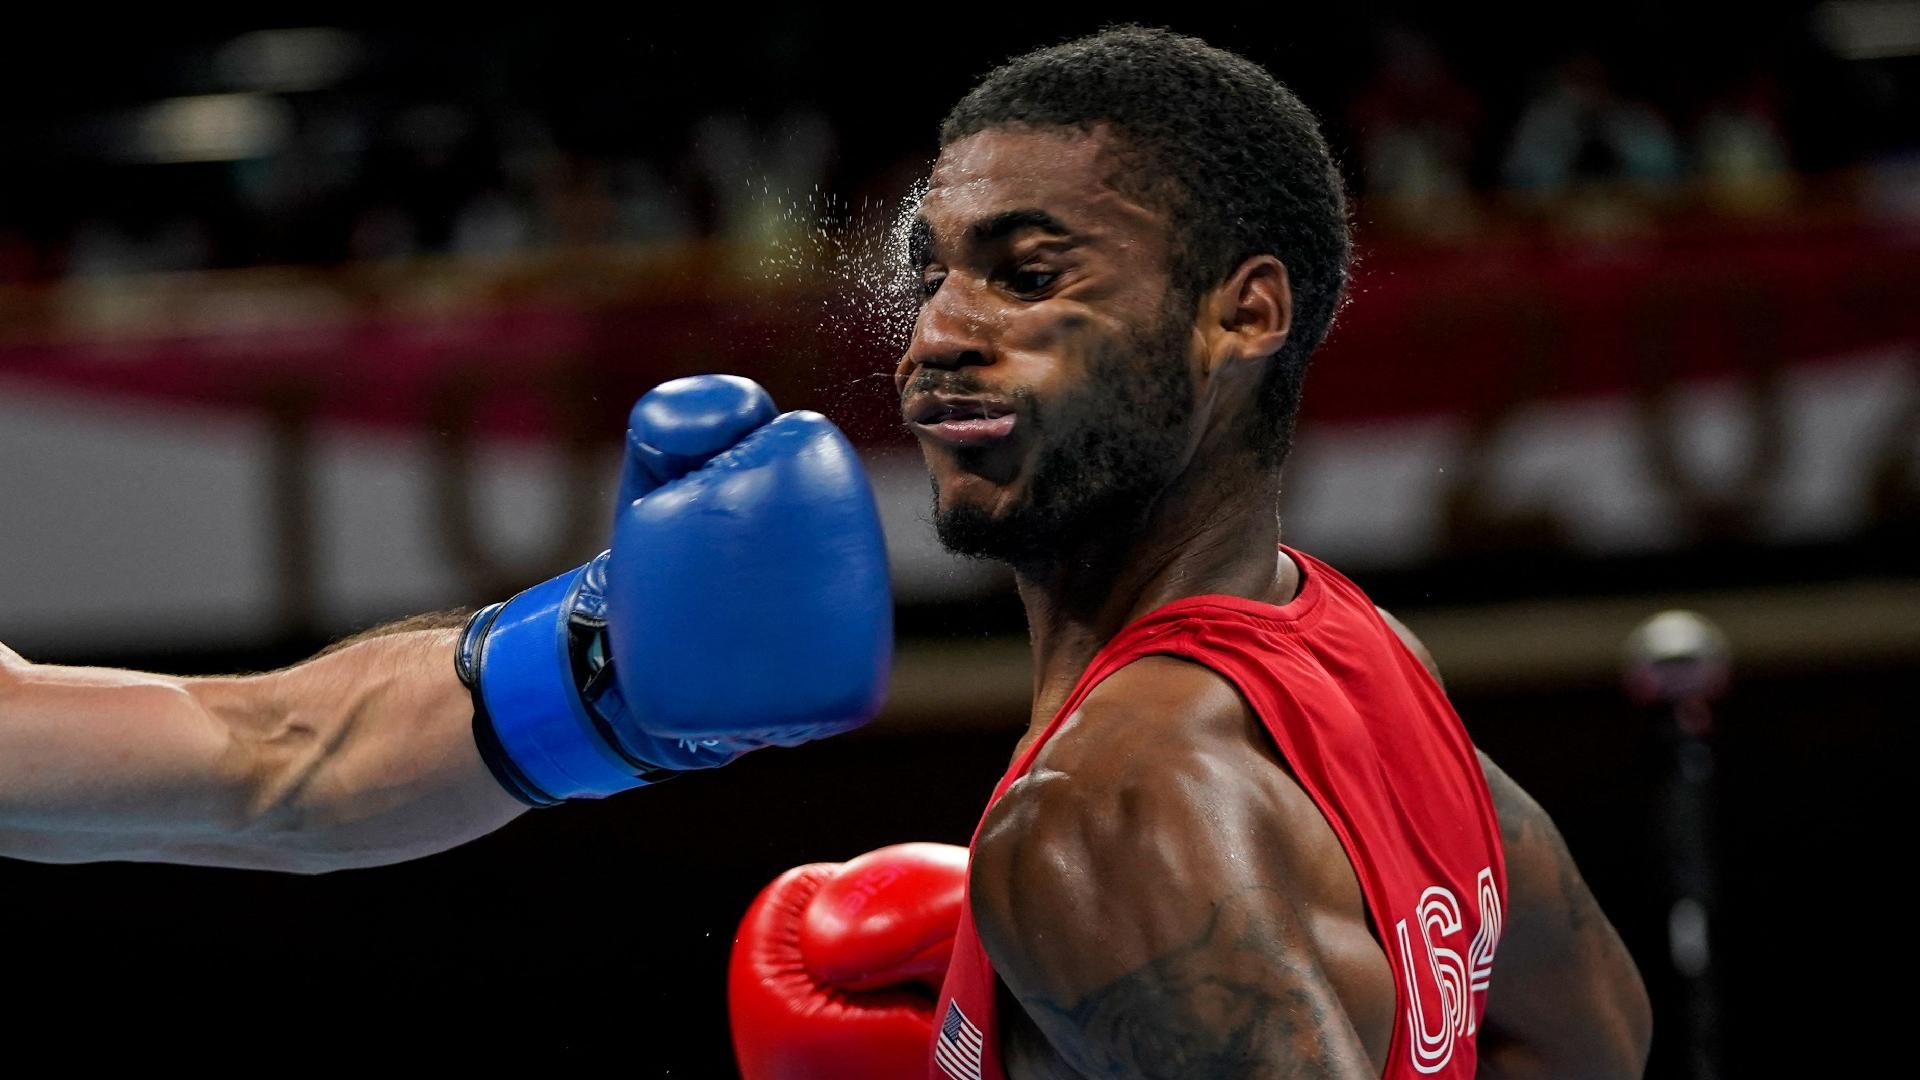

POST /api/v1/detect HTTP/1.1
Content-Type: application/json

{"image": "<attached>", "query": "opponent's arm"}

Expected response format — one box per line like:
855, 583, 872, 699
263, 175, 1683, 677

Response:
0, 623, 519, 873
1473, 752, 1651, 1080
970, 659, 1375, 1080
0, 376, 893, 874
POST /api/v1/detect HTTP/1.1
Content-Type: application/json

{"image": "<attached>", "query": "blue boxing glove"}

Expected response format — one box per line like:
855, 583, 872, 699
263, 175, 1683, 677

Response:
454, 375, 893, 805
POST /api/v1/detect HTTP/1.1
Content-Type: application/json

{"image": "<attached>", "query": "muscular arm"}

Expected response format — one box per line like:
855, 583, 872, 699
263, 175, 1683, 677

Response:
1473, 753, 1652, 1080
0, 620, 524, 874
970, 659, 1375, 1080
1375, 607, 1651, 1078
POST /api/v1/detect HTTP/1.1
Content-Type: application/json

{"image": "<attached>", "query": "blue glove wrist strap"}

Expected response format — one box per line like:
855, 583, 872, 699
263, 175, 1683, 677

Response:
458, 602, 561, 807
457, 564, 660, 803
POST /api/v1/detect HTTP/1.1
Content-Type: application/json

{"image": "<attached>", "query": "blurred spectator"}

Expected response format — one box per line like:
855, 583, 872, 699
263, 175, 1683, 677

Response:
609, 158, 694, 246
1502, 55, 1683, 195
5, 18, 1908, 279
385, 102, 483, 253
1348, 27, 1483, 231
348, 204, 417, 262
67, 217, 211, 276
692, 109, 836, 266
533, 155, 617, 248
1694, 71, 1796, 213
453, 188, 532, 256
234, 104, 367, 263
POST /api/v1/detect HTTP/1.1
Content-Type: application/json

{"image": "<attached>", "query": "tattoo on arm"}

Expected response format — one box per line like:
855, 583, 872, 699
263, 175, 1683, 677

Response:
1484, 757, 1606, 946
1028, 888, 1371, 1080
1475, 753, 1652, 1076
1558, 852, 1594, 936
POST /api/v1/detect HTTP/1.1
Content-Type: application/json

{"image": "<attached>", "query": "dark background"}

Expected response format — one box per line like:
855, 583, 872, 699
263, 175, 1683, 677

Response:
2, 8, 1915, 1075
7, 663, 1902, 1073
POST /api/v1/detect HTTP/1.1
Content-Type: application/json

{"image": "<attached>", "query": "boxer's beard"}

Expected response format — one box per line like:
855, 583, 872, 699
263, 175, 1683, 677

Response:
931, 303, 1195, 570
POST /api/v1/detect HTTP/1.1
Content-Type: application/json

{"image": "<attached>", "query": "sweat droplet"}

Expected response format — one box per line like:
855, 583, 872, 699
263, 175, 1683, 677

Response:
754, 173, 930, 360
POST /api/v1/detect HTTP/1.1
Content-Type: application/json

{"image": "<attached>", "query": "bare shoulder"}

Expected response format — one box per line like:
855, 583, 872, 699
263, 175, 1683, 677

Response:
971, 654, 1307, 991
969, 655, 1377, 1076
1374, 605, 1443, 686
1031, 654, 1253, 773
1474, 750, 1549, 851
975, 653, 1336, 895
979, 656, 1280, 863
1473, 749, 1617, 954
1474, 750, 1600, 913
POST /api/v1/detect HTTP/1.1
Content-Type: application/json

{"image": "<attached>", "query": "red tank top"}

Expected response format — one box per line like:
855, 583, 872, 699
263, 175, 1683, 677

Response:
930, 548, 1507, 1080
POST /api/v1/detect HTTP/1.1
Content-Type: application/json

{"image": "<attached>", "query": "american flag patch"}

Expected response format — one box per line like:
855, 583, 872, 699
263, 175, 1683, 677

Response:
934, 1000, 984, 1080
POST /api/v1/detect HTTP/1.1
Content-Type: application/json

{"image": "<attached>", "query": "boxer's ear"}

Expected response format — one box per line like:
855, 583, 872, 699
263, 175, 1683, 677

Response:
1203, 255, 1292, 380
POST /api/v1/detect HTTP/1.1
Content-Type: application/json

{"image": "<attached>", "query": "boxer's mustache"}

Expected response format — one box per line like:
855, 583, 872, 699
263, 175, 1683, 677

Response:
899, 371, 995, 403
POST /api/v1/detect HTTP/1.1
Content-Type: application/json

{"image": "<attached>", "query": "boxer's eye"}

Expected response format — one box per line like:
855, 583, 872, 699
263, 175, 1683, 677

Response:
1006, 268, 1058, 297
919, 271, 946, 299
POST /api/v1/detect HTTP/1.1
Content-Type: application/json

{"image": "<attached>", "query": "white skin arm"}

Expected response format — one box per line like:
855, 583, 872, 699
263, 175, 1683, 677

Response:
0, 622, 524, 874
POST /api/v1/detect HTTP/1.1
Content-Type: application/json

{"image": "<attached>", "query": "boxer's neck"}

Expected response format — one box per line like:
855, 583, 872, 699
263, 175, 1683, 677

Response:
1015, 457, 1296, 736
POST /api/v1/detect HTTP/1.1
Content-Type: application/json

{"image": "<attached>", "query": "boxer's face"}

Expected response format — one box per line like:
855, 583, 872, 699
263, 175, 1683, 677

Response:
897, 126, 1201, 565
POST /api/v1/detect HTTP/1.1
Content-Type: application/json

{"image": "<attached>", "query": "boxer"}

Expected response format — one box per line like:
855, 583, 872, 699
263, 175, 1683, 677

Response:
731, 27, 1651, 1080
0, 376, 892, 872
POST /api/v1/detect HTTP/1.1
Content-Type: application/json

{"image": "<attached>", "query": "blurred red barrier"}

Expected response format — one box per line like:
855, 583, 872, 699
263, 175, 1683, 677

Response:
0, 219, 1914, 444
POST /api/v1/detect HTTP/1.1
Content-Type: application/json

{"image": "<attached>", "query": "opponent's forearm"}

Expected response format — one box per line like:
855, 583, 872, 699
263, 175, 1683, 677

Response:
0, 376, 891, 871
0, 651, 251, 842
0, 631, 524, 873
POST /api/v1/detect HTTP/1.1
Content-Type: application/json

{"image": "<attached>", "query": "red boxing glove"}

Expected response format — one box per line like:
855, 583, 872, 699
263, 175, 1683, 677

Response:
730, 842, 969, 1080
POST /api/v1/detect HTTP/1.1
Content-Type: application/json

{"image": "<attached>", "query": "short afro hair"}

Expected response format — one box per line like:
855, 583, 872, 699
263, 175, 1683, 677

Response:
941, 26, 1350, 466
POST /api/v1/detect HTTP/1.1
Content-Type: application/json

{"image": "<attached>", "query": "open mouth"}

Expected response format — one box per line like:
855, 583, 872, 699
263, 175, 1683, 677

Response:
907, 396, 1019, 445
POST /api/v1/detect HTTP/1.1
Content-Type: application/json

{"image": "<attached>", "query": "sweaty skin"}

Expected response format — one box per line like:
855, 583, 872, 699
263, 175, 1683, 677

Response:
975, 637, 1652, 1080
977, 653, 1391, 1079
899, 126, 1650, 1079
0, 622, 525, 873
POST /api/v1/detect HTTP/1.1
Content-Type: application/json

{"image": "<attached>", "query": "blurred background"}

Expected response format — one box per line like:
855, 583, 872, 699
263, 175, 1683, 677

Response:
1, 6, 1914, 1074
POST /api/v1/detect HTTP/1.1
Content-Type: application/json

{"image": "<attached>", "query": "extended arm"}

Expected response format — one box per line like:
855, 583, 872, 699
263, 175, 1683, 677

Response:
0, 376, 894, 874
0, 623, 520, 873
969, 659, 1376, 1080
